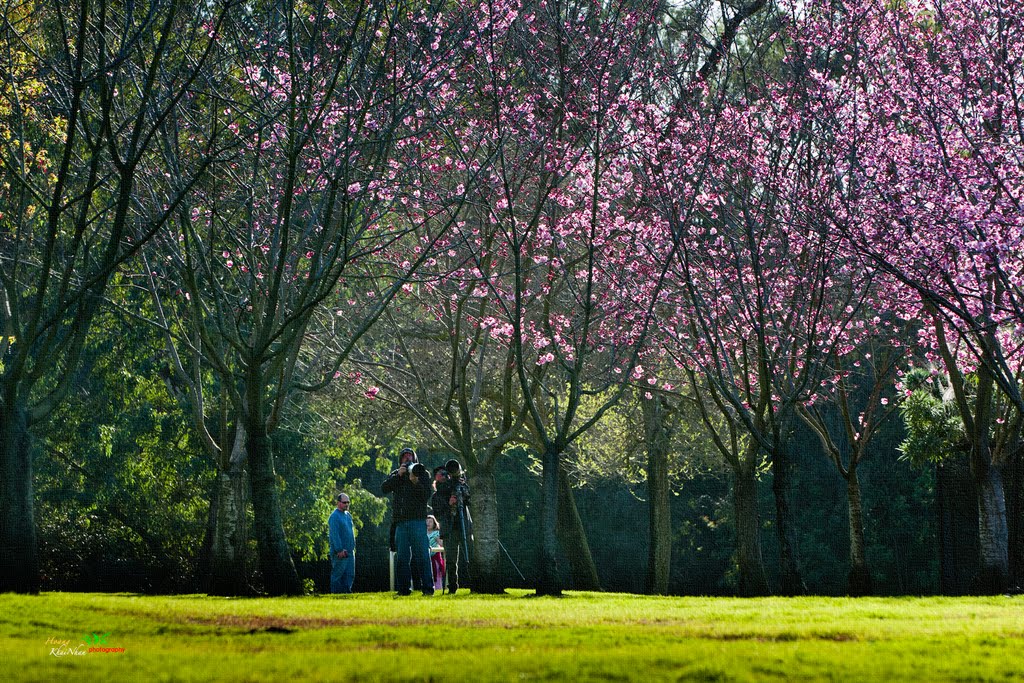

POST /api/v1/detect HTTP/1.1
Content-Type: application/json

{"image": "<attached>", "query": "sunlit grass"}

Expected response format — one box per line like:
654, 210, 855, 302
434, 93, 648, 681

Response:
3, 591, 1022, 681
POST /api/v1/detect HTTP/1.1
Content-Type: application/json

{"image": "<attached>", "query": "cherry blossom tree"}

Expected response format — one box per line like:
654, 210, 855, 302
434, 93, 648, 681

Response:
648, 71, 895, 595
784, 0, 1024, 592
429, 0, 679, 596
349, 0, 667, 595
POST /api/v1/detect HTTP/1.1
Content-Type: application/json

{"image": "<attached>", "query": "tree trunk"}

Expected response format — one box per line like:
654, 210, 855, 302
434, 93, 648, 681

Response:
0, 402, 40, 593
469, 465, 505, 593
733, 460, 769, 596
246, 427, 302, 596
771, 444, 805, 595
973, 461, 1009, 594
557, 464, 601, 591
845, 465, 872, 596
206, 463, 250, 596
936, 455, 978, 595
204, 424, 250, 596
536, 443, 562, 596
643, 395, 672, 595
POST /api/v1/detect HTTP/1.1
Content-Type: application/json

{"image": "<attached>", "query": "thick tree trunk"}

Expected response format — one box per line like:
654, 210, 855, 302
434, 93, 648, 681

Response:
469, 465, 505, 593
734, 460, 769, 596
973, 461, 1009, 594
771, 445, 805, 595
206, 463, 250, 596
246, 427, 302, 596
845, 466, 872, 596
557, 464, 601, 591
643, 395, 672, 595
205, 425, 250, 596
936, 456, 978, 595
536, 443, 562, 596
0, 402, 40, 593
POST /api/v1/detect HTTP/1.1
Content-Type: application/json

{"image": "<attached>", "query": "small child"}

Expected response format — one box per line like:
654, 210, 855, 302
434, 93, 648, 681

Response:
426, 514, 445, 591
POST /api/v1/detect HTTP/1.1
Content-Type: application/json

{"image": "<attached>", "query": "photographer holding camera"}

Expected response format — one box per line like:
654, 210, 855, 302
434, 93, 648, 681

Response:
382, 447, 434, 596
431, 459, 471, 594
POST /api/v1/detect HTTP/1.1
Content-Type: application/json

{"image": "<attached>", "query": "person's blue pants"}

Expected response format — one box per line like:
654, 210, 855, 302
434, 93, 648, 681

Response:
395, 519, 432, 593
330, 554, 355, 593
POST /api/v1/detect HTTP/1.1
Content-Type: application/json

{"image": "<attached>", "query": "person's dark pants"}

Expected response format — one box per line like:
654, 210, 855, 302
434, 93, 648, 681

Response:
445, 531, 464, 592
395, 519, 432, 595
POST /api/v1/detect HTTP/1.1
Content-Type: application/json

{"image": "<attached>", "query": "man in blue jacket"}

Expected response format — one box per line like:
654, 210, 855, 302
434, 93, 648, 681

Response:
328, 493, 355, 593
382, 448, 434, 596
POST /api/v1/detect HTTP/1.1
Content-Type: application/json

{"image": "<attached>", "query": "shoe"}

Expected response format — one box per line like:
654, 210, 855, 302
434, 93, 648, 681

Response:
422, 589, 434, 596
448, 588, 457, 595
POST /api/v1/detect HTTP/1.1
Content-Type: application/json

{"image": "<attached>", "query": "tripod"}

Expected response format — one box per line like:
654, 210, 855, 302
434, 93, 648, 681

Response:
448, 482, 471, 593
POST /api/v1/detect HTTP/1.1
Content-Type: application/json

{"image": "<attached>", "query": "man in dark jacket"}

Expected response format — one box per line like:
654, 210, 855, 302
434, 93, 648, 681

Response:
431, 458, 471, 594
382, 448, 434, 596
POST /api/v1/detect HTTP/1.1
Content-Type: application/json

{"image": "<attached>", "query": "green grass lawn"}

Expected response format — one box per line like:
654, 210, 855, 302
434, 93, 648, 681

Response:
2, 591, 1022, 681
